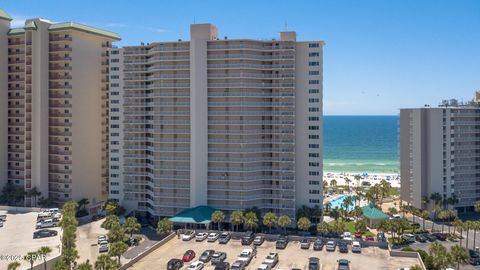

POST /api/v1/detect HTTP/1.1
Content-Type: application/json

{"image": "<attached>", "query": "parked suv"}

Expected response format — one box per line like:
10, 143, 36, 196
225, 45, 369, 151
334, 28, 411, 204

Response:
241, 231, 255, 245
167, 259, 184, 270
276, 236, 288, 249
219, 232, 231, 244
309, 257, 320, 270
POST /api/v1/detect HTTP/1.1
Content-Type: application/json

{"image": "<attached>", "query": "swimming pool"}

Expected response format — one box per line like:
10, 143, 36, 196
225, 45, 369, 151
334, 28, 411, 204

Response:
327, 195, 356, 211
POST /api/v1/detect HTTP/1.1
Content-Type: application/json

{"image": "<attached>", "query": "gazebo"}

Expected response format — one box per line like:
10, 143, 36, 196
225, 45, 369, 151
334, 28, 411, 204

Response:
361, 204, 389, 228
169, 205, 216, 229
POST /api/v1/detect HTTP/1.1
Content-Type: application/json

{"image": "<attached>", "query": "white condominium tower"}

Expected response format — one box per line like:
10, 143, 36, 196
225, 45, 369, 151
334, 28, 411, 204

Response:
108, 24, 324, 219
400, 99, 480, 213
0, 9, 120, 210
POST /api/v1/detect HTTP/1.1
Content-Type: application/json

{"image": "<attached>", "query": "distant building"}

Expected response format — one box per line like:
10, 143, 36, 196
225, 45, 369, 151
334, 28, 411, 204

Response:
400, 98, 480, 213
108, 23, 324, 220
0, 9, 120, 210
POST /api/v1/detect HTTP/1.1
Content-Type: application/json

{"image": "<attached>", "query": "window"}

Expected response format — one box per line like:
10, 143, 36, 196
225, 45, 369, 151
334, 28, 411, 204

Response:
309, 89, 319, 94
309, 162, 320, 167
110, 190, 119, 194
309, 43, 320, 48
308, 126, 319, 130
110, 182, 119, 186
110, 75, 119, 79
111, 149, 119, 153
111, 59, 119, 63
309, 152, 320, 158
309, 171, 320, 176
309, 80, 319, 84
111, 100, 119, 104
110, 173, 119, 177
309, 98, 319, 103
111, 67, 119, 71
309, 107, 319, 112
309, 199, 320, 204
309, 116, 320, 121
111, 133, 119, 137
309, 52, 320, 57
111, 141, 119, 145
110, 165, 119, 169
309, 144, 319, 148
309, 61, 320, 66
309, 134, 319, 139
111, 108, 119, 112
111, 157, 119, 161
309, 190, 320, 194
110, 83, 120, 87
111, 50, 119, 55
110, 124, 119, 128
111, 92, 119, 96
309, 180, 320, 185
110, 116, 120, 120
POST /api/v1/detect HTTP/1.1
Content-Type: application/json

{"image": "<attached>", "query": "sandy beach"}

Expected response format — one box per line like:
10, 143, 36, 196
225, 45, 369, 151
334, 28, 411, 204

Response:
323, 171, 400, 188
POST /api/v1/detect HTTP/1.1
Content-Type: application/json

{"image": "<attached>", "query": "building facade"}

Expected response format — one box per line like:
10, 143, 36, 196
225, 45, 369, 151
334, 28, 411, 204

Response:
109, 24, 324, 219
0, 9, 120, 210
400, 105, 480, 213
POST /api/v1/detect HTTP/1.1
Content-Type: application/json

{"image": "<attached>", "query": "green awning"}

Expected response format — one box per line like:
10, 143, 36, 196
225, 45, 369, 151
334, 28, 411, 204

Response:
169, 205, 216, 224
362, 205, 389, 220
49, 22, 121, 41
0, 9, 12, 21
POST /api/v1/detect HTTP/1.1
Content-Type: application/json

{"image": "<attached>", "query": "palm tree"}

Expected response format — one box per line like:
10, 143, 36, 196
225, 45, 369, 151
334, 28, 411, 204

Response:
450, 244, 469, 270
77, 198, 90, 212
324, 202, 332, 213
7, 262, 21, 270
354, 175, 362, 187
345, 177, 351, 192
430, 193, 443, 207
230, 210, 244, 232
52, 259, 68, 270
262, 212, 278, 233
421, 196, 430, 210
388, 207, 398, 216
109, 241, 129, 264
102, 215, 120, 230
473, 221, 480, 250
317, 221, 330, 236
429, 241, 452, 270
342, 196, 353, 217
453, 219, 465, 246
37, 246, 52, 270
420, 210, 429, 230
410, 265, 422, 270
465, 221, 473, 249
330, 208, 340, 221
244, 211, 258, 231
156, 218, 173, 235
330, 179, 337, 192
431, 204, 442, 231
24, 251, 38, 270
211, 210, 225, 231
475, 200, 480, 213
297, 217, 311, 232
95, 254, 119, 270
438, 210, 449, 233
323, 180, 329, 193
77, 260, 94, 270
278, 215, 291, 233
355, 220, 367, 233
27, 187, 41, 206
123, 216, 141, 237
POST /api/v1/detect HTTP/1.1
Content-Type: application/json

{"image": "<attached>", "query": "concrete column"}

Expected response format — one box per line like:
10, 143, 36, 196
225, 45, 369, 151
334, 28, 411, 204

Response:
0, 18, 10, 190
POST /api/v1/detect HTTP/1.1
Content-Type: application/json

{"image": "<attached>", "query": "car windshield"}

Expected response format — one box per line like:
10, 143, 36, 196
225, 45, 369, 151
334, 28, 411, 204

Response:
339, 261, 349, 266
239, 252, 249, 258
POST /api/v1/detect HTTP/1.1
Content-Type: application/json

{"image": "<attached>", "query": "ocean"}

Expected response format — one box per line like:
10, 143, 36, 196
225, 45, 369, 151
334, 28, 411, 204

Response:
323, 115, 399, 173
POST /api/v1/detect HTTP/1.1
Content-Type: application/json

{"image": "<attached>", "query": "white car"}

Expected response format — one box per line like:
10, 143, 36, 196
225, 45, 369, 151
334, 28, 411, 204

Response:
98, 240, 109, 253
97, 235, 107, 244
207, 232, 219, 242
257, 264, 272, 270
188, 261, 204, 270
326, 241, 336, 251
182, 230, 196, 241
36, 219, 57, 229
237, 249, 253, 265
0, 221, 3, 227
195, 232, 208, 241
351, 241, 361, 253
263, 252, 278, 267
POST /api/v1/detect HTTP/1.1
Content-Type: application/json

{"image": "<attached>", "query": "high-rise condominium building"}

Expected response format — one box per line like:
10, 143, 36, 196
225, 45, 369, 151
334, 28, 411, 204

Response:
400, 100, 480, 213
108, 24, 324, 219
0, 9, 120, 210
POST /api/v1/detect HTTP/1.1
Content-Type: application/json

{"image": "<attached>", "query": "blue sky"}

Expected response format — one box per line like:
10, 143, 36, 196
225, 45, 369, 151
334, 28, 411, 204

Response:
2, 0, 479, 115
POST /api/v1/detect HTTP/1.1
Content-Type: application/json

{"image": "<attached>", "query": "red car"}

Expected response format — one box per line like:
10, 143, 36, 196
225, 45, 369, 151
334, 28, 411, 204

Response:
366, 236, 375, 241
182, 250, 195, 262
354, 232, 363, 239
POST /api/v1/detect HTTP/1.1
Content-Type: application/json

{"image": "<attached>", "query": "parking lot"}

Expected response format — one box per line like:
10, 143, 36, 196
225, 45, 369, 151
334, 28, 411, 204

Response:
0, 210, 61, 270
129, 233, 421, 270
76, 218, 109, 265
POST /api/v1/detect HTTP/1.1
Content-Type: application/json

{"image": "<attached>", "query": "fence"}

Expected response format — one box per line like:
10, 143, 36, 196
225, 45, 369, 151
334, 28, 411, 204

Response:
118, 232, 175, 270
0, 205, 43, 213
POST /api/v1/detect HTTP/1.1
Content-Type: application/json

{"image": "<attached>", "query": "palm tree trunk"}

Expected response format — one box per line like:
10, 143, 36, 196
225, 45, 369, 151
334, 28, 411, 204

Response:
442, 223, 445, 233
431, 219, 435, 232
474, 228, 477, 250
460, 229, 463, 246
466, 229, 470, 249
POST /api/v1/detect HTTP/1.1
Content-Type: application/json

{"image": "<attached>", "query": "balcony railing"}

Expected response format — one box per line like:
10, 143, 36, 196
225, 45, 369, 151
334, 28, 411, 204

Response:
49, 36, 73, 42
49, 47, 72, 52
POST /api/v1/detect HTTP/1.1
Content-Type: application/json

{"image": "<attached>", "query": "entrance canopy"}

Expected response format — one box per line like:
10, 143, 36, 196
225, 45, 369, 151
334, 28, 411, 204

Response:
169, 205, 216, 225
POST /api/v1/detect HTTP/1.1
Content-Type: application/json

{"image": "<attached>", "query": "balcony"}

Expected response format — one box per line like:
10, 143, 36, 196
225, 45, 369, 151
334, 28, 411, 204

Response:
8, 50, 25, 56
49, 130, 72, 136
49, 74, 72, 80
49, 84, 72, 90
49, 148, 72, 155
49, 101, 72, 108
49, 167, 72, 174
49, 47, 72, 52
49, 65, 72, 71
49, 111, 72, 117
8, 40, 24, 46
8, 77, 24, 83
8, 69, 25, 73
49, 56, 72, 62
48, 158, 72, 164
49, 36, 73, 42
49, 120, 73, 127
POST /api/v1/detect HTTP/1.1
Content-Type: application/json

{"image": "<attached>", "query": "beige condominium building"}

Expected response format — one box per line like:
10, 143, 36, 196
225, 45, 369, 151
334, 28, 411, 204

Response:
0, 9, 120, 210
400, 99, 480, 213
108, 24, 324, 220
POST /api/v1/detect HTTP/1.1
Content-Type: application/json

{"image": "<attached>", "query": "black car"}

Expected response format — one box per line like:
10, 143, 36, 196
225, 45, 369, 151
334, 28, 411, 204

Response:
231, 260, 246, 270
433, 233, 447, 241
425, 234, 437, 242
313, 238, 324, 251
241, 231, 254, 245
376, 232, 386, 242
338, 241, 349, 253
199, 249, 215, 263
415, 234, 427, 243
211, 251, 227, 265
338, 259, 350, 270
125, 237, 140, 246
167, 259, 184, 270
410, 222, 421, 229
469, 250, 480, 265
276, 236, 288, 249
219, 232, 231, 244
215, 262, 230, 270
308, 257, 320, 270
33, 229, 58, 239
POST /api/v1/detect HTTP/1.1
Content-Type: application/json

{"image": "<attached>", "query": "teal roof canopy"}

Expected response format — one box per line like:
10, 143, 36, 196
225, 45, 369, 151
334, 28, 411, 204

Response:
169, 205, 216, 224
8, 28, 25, 35
0, 9, 12, 21
361, 205, 389, 220
49, 22, 121, 40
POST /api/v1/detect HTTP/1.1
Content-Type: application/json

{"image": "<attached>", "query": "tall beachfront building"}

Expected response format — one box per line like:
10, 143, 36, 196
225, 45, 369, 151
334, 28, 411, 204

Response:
108, 24, 324, 219
0, 9, 120, 210
400, 100, 480, 213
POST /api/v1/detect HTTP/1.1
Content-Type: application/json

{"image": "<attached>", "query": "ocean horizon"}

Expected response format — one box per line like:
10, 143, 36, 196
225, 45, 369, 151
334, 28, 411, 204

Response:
323, 115, 399, 173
